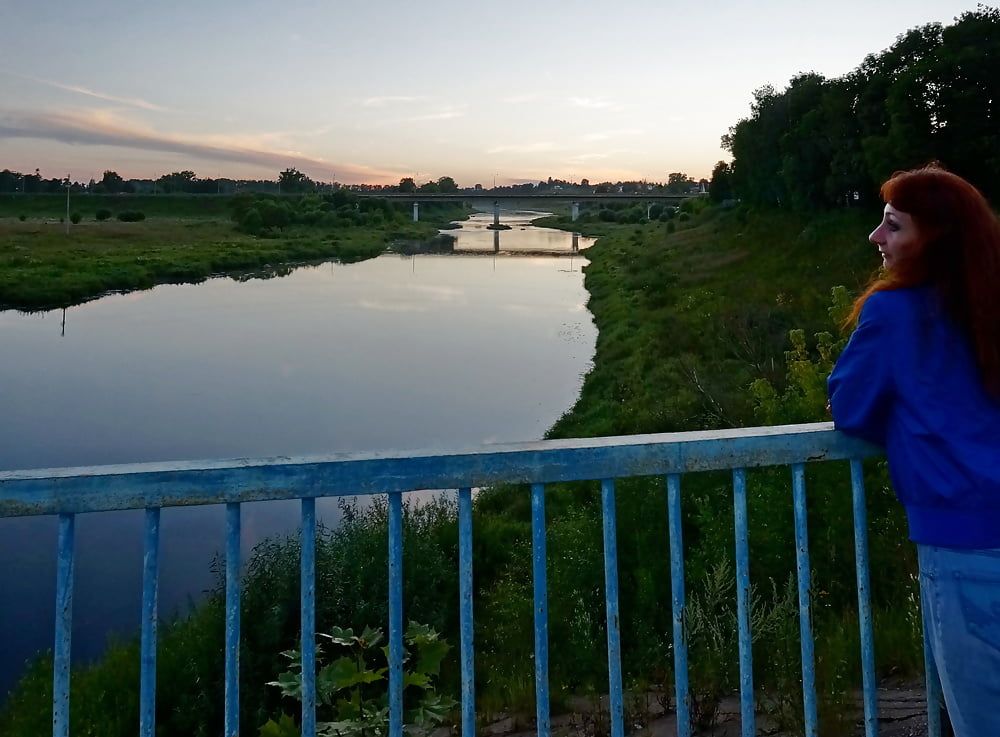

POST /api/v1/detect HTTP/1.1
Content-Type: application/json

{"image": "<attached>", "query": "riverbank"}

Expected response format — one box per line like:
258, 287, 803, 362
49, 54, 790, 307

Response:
0, 194, 466, 311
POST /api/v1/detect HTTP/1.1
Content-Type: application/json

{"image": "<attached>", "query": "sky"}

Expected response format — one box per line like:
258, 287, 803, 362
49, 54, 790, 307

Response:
0, 0, 989, 187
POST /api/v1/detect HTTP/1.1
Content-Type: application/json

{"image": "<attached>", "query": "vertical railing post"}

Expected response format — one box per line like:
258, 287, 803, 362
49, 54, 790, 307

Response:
791, 464, 818, 737
530, 483, 551, 737
601, 479, 624, 737
732, 468, 756, 737
301, 498, 317, 737
140, 508, 161, 737
225, 502, 241, 737
53, 513, 76, 737
666, 474, 691, 737
388, 492, 404, 737
850, 459, 878, 737
458, 487, 476, 737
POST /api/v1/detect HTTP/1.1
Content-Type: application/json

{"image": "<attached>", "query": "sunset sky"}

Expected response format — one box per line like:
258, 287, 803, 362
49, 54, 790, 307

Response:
0, 1, 987, 186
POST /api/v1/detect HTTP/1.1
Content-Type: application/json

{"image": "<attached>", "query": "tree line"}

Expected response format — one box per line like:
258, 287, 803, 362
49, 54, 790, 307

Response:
711, 6, 1000, 208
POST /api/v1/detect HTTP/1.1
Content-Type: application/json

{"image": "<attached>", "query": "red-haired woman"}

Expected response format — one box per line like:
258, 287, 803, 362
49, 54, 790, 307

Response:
828, 164, 1000, 736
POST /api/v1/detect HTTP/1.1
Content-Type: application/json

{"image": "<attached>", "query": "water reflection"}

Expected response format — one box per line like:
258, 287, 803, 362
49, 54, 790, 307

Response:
0, 216, 596, 694
450, 210, 594, 254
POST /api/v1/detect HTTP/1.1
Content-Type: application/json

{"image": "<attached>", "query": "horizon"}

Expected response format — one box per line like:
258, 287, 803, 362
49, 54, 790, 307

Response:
0, 1, 989, 187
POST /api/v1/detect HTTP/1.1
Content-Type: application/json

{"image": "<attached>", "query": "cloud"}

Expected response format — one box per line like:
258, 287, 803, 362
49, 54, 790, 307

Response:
501, 94, 539, 104
486, 142, 556, 155
568, 97, 622, 111
2, 70, 171, 112
362, 95, 424, 107
402, 105, 467, 122
0, 108, 404, 183
580, 128, 644, 142
565, 152, 611, 162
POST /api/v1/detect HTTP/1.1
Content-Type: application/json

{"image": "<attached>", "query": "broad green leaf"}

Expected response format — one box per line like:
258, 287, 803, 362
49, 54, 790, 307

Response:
403, 671, 430, 689
258, 713, 300, 737
359, 625, 384, 650
414, 638, 449, 677
267, 670, 302, 698
320, 626, 357, 647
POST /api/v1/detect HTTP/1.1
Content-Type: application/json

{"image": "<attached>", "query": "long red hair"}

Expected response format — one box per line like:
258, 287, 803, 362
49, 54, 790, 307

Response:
850, 164, 1000, 395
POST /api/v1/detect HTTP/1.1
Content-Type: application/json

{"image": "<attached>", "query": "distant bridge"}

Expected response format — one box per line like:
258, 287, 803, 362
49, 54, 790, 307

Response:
358, 191, 702, 222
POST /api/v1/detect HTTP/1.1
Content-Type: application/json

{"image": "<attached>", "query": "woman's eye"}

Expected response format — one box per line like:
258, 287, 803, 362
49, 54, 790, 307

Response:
888, 224, 899, 232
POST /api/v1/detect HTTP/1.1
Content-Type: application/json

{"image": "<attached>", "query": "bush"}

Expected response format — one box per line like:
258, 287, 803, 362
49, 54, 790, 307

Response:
598, 208, 617, 222
70, 212, 81, 224
117, 211, 146, 222
678, 212, 691, 222
666, 221, 676, 233
95, 209, 112, 221
239, 208, 264, 234
18, 214, 26, 221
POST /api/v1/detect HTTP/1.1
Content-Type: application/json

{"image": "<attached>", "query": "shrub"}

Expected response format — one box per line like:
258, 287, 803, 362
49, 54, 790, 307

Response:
117, 211, 146, 222
666, 221, 676, 233
260, 622, 457, 737
239, 208, 264, 234
678, 212, 690, 222
18, 214, 26, 221
70, 212, 81, 224
95, 208, 112, 221
598, 208, 617, 222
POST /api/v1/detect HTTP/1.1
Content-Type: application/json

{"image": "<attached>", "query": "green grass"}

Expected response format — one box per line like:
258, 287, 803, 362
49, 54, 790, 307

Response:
0, 198, 465, 311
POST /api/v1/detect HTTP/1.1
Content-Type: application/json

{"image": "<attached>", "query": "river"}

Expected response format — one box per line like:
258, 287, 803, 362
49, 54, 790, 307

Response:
0, 211, 596, 697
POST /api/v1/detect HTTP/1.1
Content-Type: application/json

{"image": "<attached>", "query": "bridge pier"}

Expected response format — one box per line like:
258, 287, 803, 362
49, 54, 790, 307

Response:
571, 202, 580, 222
647, 203, 654, 220
493, 230, 500, 253
493, 200, 500, 227
412, 202, 419, 222
572, 232, 579, 252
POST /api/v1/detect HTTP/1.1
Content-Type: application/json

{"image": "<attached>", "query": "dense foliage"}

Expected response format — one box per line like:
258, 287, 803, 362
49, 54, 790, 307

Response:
719, 7, 1000, 208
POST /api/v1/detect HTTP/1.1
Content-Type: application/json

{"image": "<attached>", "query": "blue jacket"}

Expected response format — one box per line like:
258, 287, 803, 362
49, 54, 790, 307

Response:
828, 287, 1000, 548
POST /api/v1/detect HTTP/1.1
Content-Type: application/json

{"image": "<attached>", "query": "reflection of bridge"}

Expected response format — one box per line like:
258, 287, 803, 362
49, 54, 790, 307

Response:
358, 192, 700, 223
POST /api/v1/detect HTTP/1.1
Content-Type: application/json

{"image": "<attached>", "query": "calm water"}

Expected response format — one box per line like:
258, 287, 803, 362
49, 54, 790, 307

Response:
0, 212, 595, 695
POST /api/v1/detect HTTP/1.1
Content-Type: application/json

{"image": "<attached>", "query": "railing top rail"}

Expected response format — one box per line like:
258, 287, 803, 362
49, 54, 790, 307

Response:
0, 422, 878, 517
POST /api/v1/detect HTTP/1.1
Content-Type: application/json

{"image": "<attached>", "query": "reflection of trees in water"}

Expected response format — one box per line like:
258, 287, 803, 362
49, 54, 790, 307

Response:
233, 265, 295, 282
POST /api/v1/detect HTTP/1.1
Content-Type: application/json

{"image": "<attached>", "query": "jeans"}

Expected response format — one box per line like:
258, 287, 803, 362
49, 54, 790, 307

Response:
918, 544, 1000, 737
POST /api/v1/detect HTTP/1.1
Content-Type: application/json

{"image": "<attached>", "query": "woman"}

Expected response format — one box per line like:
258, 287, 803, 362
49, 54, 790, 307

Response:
828, 163, 1000, 737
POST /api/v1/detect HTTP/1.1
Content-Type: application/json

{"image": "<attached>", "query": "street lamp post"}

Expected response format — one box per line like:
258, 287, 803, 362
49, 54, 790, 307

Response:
65, 175, 71, 235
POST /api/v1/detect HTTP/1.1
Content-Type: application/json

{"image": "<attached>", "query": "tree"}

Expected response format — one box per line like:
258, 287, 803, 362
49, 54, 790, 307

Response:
100, 170, 124, 194
666, 172, 694, 194
157, 171, 197, 193
436, 176, 458, 193
709, 162, 733, 202
278, 168, 314, 194
398, 177, 416, 193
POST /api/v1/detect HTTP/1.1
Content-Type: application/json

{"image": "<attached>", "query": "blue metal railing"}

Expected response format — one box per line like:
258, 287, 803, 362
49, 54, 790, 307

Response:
0, 422, 941, 737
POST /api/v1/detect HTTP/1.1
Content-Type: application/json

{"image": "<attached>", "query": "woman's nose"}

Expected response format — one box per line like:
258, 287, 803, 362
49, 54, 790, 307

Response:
869, 226, 883, 244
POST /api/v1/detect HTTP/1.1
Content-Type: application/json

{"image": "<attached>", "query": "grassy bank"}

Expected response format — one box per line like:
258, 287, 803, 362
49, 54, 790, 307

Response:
1, 204, 921, 736
0, 194, 466, 311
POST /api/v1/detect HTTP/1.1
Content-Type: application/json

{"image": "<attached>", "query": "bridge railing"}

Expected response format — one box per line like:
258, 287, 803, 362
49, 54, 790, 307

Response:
0, 422, 940, 737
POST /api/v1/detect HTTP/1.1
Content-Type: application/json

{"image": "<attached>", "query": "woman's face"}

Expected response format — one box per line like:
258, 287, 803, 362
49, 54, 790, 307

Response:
869, 204, 922, 270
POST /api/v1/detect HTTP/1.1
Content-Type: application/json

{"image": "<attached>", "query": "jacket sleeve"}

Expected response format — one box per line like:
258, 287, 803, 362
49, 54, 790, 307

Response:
828, 293, 895, 446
